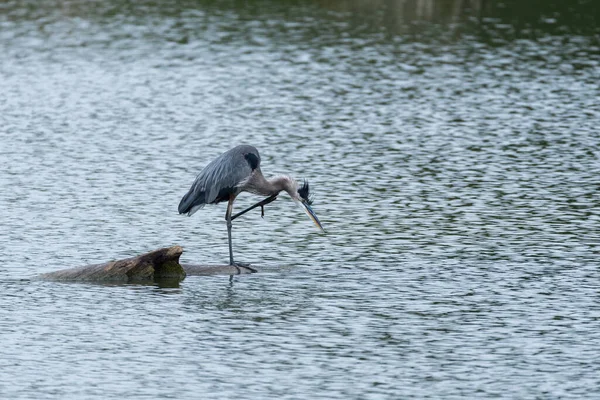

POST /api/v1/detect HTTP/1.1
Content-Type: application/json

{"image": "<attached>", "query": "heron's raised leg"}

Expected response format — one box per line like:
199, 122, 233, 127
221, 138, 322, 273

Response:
231, 194, 278, 221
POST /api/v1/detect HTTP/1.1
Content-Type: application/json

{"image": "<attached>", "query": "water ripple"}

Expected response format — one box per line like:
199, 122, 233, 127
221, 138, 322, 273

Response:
1, 1, 599, 399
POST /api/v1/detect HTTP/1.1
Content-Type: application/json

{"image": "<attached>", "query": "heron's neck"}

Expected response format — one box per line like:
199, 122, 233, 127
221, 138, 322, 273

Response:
259, 175, 294, 196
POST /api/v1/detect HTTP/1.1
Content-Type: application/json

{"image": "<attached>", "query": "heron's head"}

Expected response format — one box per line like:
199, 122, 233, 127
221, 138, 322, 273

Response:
290, 179, 325, 232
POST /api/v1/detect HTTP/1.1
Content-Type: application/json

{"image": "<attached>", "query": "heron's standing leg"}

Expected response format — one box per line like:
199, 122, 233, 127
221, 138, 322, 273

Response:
225, 197, 235, 266
225, 197, 257, 280
225, 197, 238, 282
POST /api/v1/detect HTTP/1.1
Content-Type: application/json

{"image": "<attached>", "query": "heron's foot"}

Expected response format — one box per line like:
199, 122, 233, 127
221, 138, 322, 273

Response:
231, 262, 258, 273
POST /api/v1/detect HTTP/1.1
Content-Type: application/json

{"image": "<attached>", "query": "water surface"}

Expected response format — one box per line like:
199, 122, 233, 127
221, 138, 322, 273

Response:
1, 1, 599, 398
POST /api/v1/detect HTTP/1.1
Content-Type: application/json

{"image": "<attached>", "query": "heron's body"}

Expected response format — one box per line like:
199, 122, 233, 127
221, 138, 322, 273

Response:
178, 145, 266, 215
179, 145, 323, 275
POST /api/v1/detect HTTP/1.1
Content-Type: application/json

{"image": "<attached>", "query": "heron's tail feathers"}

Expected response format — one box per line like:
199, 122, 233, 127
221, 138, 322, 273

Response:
178, 189, 206, 216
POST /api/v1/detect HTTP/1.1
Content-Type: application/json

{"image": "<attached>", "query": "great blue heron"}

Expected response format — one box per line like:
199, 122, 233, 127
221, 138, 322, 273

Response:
178, 145, 324, 271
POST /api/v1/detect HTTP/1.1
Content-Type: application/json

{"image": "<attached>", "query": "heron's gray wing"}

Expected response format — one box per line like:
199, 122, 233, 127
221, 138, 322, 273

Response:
178, 145, 260, 215
202, 146, 257, 203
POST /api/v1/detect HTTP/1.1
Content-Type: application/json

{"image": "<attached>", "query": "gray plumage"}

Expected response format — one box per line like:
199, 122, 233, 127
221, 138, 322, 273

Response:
178, 145, 261, 216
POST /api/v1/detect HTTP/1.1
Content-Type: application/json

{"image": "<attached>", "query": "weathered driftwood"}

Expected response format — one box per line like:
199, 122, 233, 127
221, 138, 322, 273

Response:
38, 246, 256, 282
39, 246, 186, 283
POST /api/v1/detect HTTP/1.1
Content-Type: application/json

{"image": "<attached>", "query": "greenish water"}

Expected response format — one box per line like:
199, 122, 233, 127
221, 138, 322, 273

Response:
1, 1, 599, 398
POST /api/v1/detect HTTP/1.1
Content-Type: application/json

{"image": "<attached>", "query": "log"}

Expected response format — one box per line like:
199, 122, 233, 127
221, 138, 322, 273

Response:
39, 246, 186, 283
37, 246, 257, 283
182, 264, 255, 276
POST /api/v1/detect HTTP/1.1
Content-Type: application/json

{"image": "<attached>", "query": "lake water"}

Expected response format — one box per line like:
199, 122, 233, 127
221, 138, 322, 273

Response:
1, 0, 599, 398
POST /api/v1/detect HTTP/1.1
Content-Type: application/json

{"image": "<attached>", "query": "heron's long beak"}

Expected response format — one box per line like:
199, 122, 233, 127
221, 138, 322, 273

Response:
296, 200, 325, 232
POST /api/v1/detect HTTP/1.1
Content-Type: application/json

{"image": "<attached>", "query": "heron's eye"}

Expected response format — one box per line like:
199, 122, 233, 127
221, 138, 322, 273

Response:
298, 180, 313, 205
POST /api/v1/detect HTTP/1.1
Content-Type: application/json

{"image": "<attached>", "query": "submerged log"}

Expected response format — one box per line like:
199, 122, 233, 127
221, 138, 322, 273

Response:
38, 246, 256, 283
39, 246, 186, 283
182, 264, 255, 276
